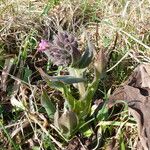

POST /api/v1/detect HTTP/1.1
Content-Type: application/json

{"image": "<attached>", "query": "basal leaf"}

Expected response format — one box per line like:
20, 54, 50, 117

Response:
41, 90, 56, 119
23, 67, 32, 82
52, 75, 85, 84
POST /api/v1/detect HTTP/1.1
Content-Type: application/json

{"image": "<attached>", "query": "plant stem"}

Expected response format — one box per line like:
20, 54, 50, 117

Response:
74, 69, 86, 97
68, 68, 85, 97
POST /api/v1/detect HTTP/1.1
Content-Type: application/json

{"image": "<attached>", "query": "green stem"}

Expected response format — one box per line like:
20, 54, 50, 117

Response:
74, 69, 85, 97
80, 68, 101, 116
68, 68, 85, 97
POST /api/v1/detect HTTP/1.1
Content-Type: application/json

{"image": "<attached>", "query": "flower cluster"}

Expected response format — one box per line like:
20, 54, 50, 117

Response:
38, 32, 81, 67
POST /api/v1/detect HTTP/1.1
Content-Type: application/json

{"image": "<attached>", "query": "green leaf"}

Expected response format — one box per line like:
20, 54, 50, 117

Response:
80, 79, 99, 116
120, 134, 126, 150
83, 129, 93, 137
32, 146, 41, 150
77, 47, 93, 68
46, 79, 76, 110
96, 102, 108, 121
52, 75, 85, 84
23, 67, 32, 82
37, 68, 77, 110
37, 68, 85, 85
43, 135, 56, 150
22, 48, 27, 60
41, 90, 56, 119
77, 39, 94, 68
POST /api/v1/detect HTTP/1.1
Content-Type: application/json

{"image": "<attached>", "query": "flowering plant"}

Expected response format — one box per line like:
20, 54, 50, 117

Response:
38, 31, 106, 137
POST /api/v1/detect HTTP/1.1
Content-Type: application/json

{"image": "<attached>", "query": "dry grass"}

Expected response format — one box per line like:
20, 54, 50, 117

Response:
0, 0, 150, 149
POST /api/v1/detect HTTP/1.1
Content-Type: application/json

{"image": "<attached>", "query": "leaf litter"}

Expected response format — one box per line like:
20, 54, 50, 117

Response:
1, 0, 150, 149
109, 64, 150, 150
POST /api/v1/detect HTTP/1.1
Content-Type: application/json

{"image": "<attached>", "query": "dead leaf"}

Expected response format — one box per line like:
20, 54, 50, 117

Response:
125, 64, 150, 89
109, 64, 150, 150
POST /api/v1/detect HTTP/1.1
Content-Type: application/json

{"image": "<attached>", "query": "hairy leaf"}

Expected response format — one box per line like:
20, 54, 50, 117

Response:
41, 90, 56, 119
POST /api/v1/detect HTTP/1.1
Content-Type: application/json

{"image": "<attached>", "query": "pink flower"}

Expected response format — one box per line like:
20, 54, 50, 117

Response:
37, 39, 50, 52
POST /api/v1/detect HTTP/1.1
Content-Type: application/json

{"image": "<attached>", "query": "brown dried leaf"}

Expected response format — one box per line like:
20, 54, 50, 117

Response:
109, 64, 150, 150
125, 64, 150, 89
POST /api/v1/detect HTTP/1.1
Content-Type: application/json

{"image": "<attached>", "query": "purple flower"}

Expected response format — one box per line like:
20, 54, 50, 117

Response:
38, 32, 81, 67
